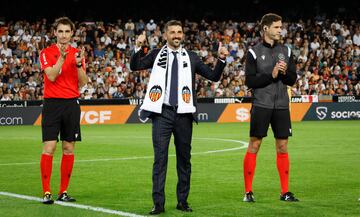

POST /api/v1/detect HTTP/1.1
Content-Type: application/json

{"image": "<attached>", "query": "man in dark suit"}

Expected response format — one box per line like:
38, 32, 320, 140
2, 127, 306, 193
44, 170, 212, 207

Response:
130, 20, 228, 215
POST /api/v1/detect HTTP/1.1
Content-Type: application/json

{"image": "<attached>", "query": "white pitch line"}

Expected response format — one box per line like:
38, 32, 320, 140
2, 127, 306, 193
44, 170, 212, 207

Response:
0, 138, 248, 166
0, 191, 146, 217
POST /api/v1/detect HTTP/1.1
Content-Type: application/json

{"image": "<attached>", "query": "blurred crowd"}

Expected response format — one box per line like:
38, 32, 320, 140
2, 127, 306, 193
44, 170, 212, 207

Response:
0, 16, 359, 101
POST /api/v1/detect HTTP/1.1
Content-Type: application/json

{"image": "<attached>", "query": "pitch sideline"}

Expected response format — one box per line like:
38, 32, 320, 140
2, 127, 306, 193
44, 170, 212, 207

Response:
0, 191, 146, 217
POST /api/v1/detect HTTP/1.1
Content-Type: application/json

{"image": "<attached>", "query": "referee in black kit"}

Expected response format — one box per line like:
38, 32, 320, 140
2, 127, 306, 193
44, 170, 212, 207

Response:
242, 13, 299, 202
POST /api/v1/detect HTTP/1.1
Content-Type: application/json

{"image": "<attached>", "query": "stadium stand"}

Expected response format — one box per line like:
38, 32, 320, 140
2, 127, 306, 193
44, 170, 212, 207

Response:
0, 17, 359, 101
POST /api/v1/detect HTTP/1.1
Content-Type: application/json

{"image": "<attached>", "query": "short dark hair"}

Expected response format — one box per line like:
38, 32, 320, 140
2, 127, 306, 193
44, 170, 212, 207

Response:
53, 17, 75, 31
164, 20, 182, 32
260, 13, 282, 30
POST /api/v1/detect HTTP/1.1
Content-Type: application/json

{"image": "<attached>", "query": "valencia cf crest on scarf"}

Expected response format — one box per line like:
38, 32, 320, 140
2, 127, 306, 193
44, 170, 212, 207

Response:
182, 86, 191, 103
149, 85, 162, 102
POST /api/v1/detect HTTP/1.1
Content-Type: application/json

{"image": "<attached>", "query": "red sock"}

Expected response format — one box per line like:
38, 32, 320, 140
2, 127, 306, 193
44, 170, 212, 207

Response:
243, 152, 257, 193
59, 154, 74, 194
40, 154, 53, 194
277, 152, 289, 194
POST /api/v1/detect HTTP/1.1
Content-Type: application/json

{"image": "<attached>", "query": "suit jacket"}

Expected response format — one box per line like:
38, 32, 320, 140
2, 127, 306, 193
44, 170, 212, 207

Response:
130, 47, 226, 122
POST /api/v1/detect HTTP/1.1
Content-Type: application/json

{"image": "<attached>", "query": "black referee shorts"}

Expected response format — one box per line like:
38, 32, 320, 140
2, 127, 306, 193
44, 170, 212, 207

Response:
250, 106, 292, 139
41, 98, 81, 142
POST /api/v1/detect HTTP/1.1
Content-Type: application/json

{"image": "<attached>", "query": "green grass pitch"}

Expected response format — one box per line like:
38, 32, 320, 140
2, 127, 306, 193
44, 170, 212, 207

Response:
0, 121, 359, 216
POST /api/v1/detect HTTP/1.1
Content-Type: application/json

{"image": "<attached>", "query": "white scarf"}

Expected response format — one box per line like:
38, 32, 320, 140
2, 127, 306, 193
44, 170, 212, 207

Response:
140, 45, 195, 114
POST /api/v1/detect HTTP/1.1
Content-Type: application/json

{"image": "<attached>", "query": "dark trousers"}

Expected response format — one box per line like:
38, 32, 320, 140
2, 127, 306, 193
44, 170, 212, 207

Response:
151, 105, 193, 207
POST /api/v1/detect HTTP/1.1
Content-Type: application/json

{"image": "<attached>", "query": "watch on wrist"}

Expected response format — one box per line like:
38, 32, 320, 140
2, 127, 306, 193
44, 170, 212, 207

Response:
76, 63, 82, 68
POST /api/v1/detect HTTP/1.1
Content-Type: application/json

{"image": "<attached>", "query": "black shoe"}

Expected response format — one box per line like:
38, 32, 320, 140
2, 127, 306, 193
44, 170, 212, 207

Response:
42, 192, 54, 204
243, 191, 255, 202
57, 192, 76, 202
280, 192, 299, 202
149, 205, 165, 215
176, 202, 192, 212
